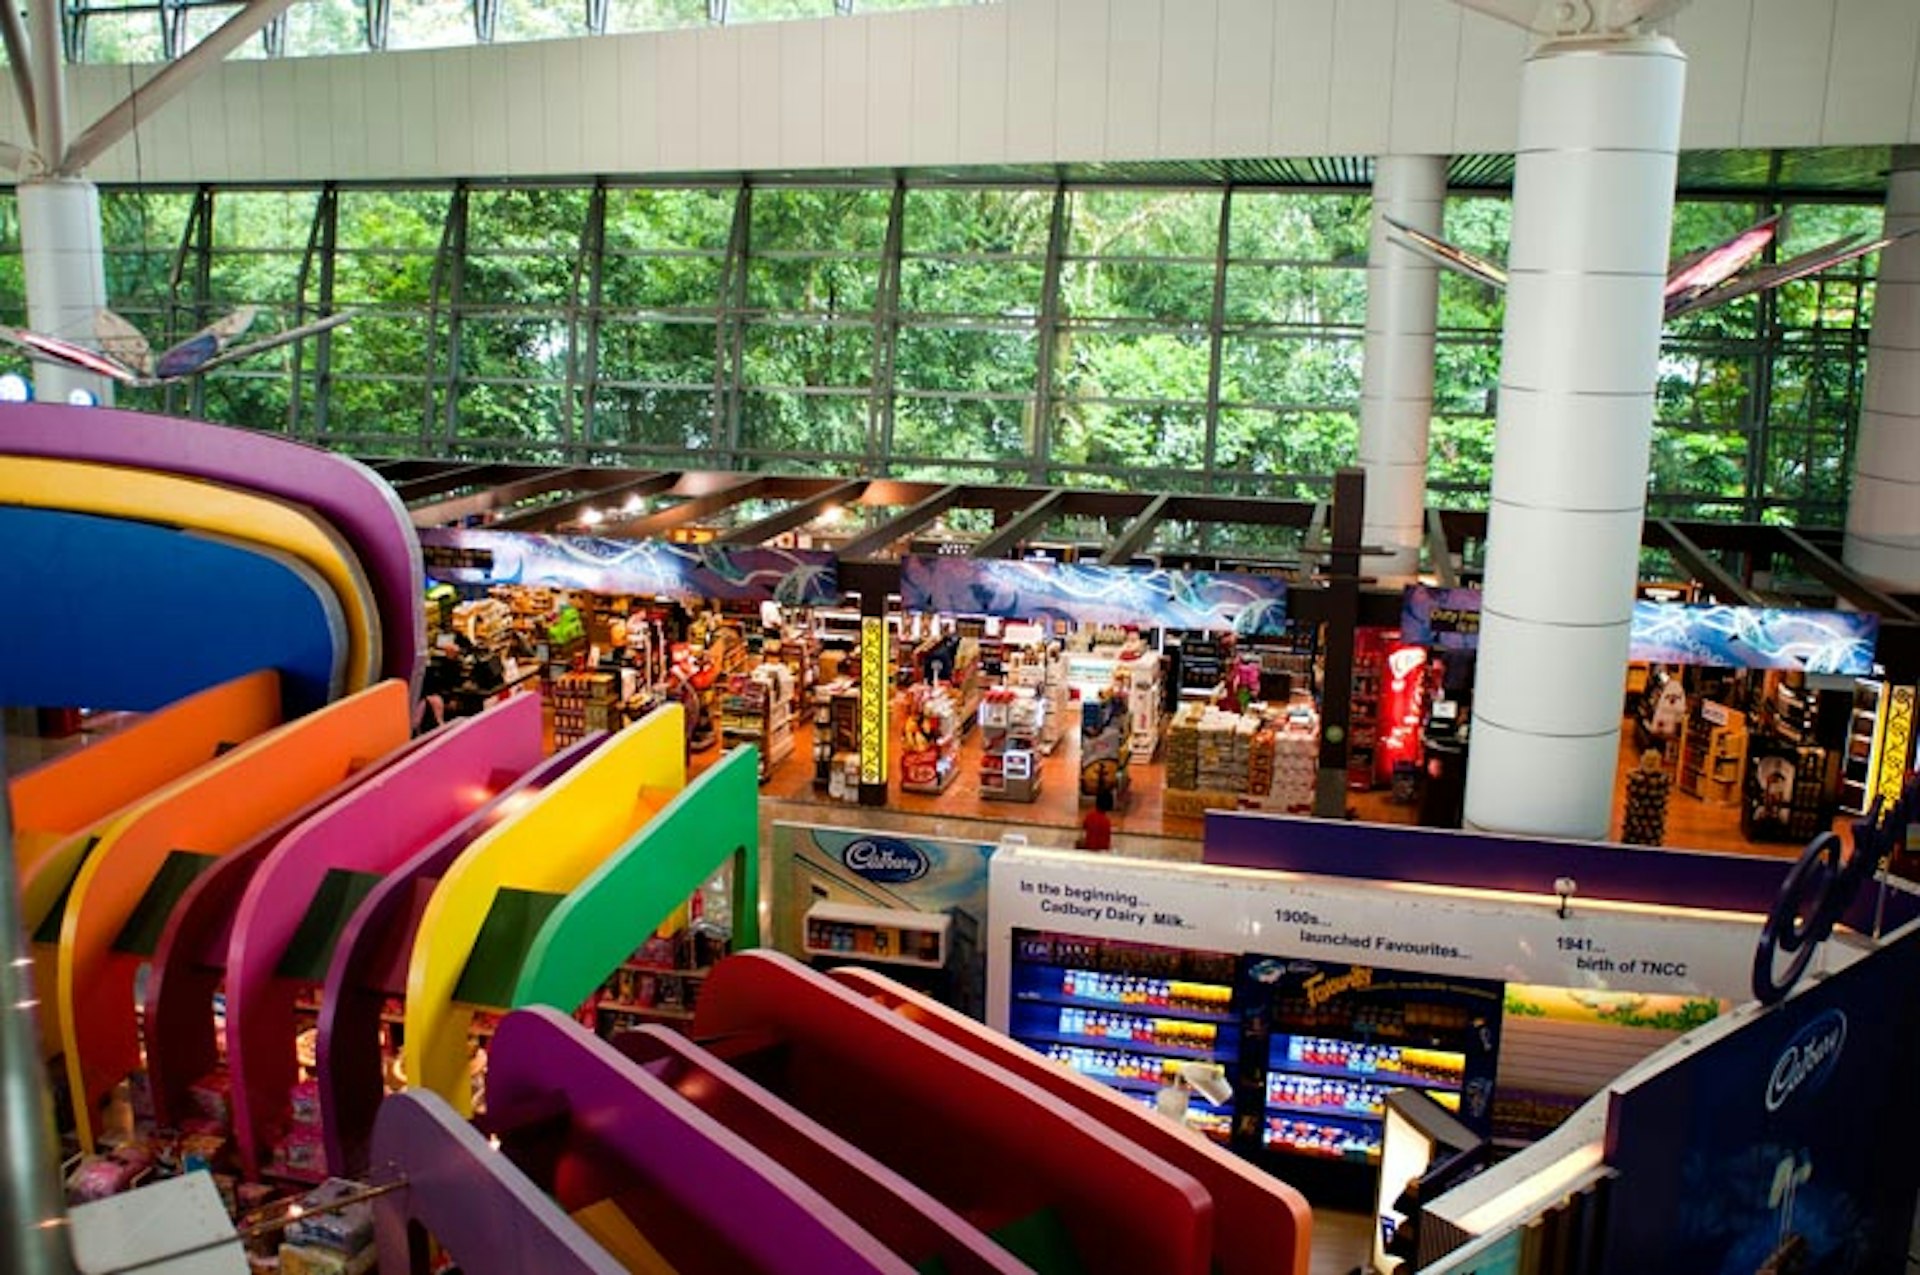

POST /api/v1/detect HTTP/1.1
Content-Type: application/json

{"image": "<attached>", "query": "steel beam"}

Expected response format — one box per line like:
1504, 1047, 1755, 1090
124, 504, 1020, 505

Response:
1779, 528, 1920, 622
837, 484, 967, 560
0, 3, 37, 150
60, 0, 302, 175
973, 491, 1065, 559
490, 472, 679, 533
717, 479, 870, 546
26, 0, 60, 166
1650, 519, 1759, 606
1425, 506, 1457, 588
1099, 492, 1172, 566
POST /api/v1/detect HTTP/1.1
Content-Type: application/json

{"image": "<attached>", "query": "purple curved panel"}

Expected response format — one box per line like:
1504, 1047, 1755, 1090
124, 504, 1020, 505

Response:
0, 403, 425, 693
610, 1026, 1025, 1275
317, 733, 608, 1177
488, 1008, 912, 1275
369, 1089, 628, 1275
142, 732, 436, 1132
224, 697, 546, 1178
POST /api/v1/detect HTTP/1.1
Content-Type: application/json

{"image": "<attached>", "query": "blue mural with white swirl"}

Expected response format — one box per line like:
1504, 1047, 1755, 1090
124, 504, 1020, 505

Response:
419, 528, 838, 605
1630, 601, 1878, 676
900, 555, 1288, 634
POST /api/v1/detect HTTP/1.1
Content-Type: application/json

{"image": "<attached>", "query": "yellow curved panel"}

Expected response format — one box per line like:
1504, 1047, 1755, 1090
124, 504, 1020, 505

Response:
56, 682, 412, 1150
0, 457, 380, 691
403, 706, 685, 1116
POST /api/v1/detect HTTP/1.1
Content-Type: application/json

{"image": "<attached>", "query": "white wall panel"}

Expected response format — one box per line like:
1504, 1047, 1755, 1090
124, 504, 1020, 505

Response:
1741, 0, 1835, 147
468, 47, 511, 176
696, 28, 743, 170
616, 34, 660, 172
1005, 0, 1058, 162
579, 38, 623, 173
1055, 0, 1109, 159
1450, 7, 1524, 154
326, 57, 367, 180
956, 3, 1011, 164
737, 22, 784, 170
1671, 0, 1750, 149
1824, 0, 1920, 145
32, 0, 1920, 187
1271, 0, 1336, 157
1104, 0, 1160, 161
821, 16, 869, 168
432, 51, 475, 178
911, 7, 963, 164
359, 55, 402, 178
1156, 0, 1215, 160
653, 30, 701, 172
866, 15, 914, 165
543, 40, 586, 174
779, 19, 827, 169
1213, 0, 1275, 157
1326, 0, 1394, 155
1388, 0, 1460, 156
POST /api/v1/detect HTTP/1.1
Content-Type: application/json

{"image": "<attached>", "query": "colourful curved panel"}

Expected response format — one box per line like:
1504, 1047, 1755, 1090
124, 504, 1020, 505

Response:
9, 672, 281, 891
317, 736, 608, 1178
0, 403, 425, 692
223, 695, 547, 1178
488, 1008, 913, 1275
140, 730, 440, 1134
610, 1025, 1027, 1275
403, 706, 685, 1116
369, 1090, 628, 1275
512, 745, 760, 1014
55, 682, 412, 1151
694, 951, 1215, 1275
0, 506, 347, 714
827, 967, 1314, 1275
0, 455, 381, 693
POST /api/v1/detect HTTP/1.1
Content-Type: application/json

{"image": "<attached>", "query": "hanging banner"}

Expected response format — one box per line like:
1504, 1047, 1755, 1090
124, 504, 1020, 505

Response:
1397, 587, 1878, 676
1401, 586, 1483, 651
1629, 600, 1878, 676
418, 527, 837, 605
900, 555, 1288, 635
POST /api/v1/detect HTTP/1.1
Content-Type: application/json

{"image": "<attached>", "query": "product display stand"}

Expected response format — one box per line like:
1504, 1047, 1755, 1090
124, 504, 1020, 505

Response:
721, 665, 796, 783
812, 679, 861, 799
1839, 678, 1886, 815
900, 683, 963, 794
980, 688, 1046, 803
1677, 701, 1747, 805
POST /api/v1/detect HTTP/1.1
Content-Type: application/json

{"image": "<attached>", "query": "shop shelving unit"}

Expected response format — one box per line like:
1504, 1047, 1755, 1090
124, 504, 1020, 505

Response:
979, 687, 1047, 802
900, 684, 964, 794
1839, 679, 1886, 816
810, 679, 860, 794
719, 667, 795, 783
1677, 701, 1747, 805
801, 902, 950, 969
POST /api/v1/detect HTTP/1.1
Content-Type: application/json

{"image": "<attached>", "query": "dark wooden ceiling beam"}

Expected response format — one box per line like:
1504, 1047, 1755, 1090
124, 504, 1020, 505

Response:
410, 467, 611, 528
837, 485, 968, 560
607, 474, 768, 539
1099, 493, 1173, 566
972, 491, 1066, 559
717, 480, 871, 546
391, 463, 518, 504
1650, 519, 1761, 606
490, 472, 680, 533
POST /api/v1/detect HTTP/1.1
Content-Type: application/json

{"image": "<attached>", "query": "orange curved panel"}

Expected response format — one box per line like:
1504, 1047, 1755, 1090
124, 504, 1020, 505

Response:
55, 681, 412, 1150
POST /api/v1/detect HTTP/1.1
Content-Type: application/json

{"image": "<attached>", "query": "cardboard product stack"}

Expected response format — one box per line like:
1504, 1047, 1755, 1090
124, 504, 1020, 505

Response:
1165, 701, 1203, 790
277, 1177, 377, 1274
1197, 709, 1254, 793
1255, 707, 1320, 812
550, 670, 620, 747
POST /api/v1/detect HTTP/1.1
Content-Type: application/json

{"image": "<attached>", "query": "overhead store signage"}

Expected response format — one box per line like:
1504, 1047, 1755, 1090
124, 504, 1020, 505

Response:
1402, 586, 1482, 650
901, 554, 1287, 635
1399, 587, 1878, 676
418, 528, 837, 605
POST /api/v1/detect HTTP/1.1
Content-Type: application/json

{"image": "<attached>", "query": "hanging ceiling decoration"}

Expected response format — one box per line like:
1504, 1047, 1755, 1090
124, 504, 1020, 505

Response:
0, 306, 354, 388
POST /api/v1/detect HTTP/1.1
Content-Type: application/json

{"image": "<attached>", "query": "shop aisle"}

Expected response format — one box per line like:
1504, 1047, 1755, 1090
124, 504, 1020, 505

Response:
1607, 719, 1820, 859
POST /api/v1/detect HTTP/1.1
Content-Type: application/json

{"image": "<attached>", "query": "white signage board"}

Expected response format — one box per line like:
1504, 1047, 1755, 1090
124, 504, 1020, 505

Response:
985, 848, 1838, 1031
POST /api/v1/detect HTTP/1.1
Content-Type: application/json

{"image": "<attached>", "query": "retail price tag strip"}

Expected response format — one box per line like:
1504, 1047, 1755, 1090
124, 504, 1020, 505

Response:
986, 847, 1843, 1015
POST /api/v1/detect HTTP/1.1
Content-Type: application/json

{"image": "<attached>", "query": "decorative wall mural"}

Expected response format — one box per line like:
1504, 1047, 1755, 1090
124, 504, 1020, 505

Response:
418, 528, 837, 606
900, 555, 1288, 635
1630, 601, 1878, 677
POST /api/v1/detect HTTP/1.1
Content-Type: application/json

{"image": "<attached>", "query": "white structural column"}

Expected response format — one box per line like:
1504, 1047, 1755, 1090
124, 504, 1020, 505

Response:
1843, 147, 1920, 594
17, 178, 112, 406
1462, 36, 1685, 840
1359, 155, 1449, 581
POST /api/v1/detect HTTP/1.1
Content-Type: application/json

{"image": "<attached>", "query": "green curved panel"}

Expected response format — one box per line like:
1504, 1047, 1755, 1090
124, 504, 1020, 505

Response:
511, 746, 760, 1014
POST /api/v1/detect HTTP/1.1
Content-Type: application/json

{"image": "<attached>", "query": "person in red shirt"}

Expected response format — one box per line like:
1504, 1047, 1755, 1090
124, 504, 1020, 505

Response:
1077, 785, 1115, 851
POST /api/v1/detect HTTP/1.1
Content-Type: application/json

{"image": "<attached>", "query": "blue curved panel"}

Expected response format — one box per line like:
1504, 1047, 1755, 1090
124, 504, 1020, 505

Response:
0, 506, 346, 714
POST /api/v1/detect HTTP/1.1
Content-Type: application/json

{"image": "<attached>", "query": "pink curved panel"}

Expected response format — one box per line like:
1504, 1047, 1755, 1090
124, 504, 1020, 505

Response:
827, 967, 1314, 1275
0, 403, 424, 693
224, 696, 546, 1178
142, 731, 437, 1132
694, 951, 1214, 1275
317, 734, 608, 1177
489, 1007, 914, 1275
